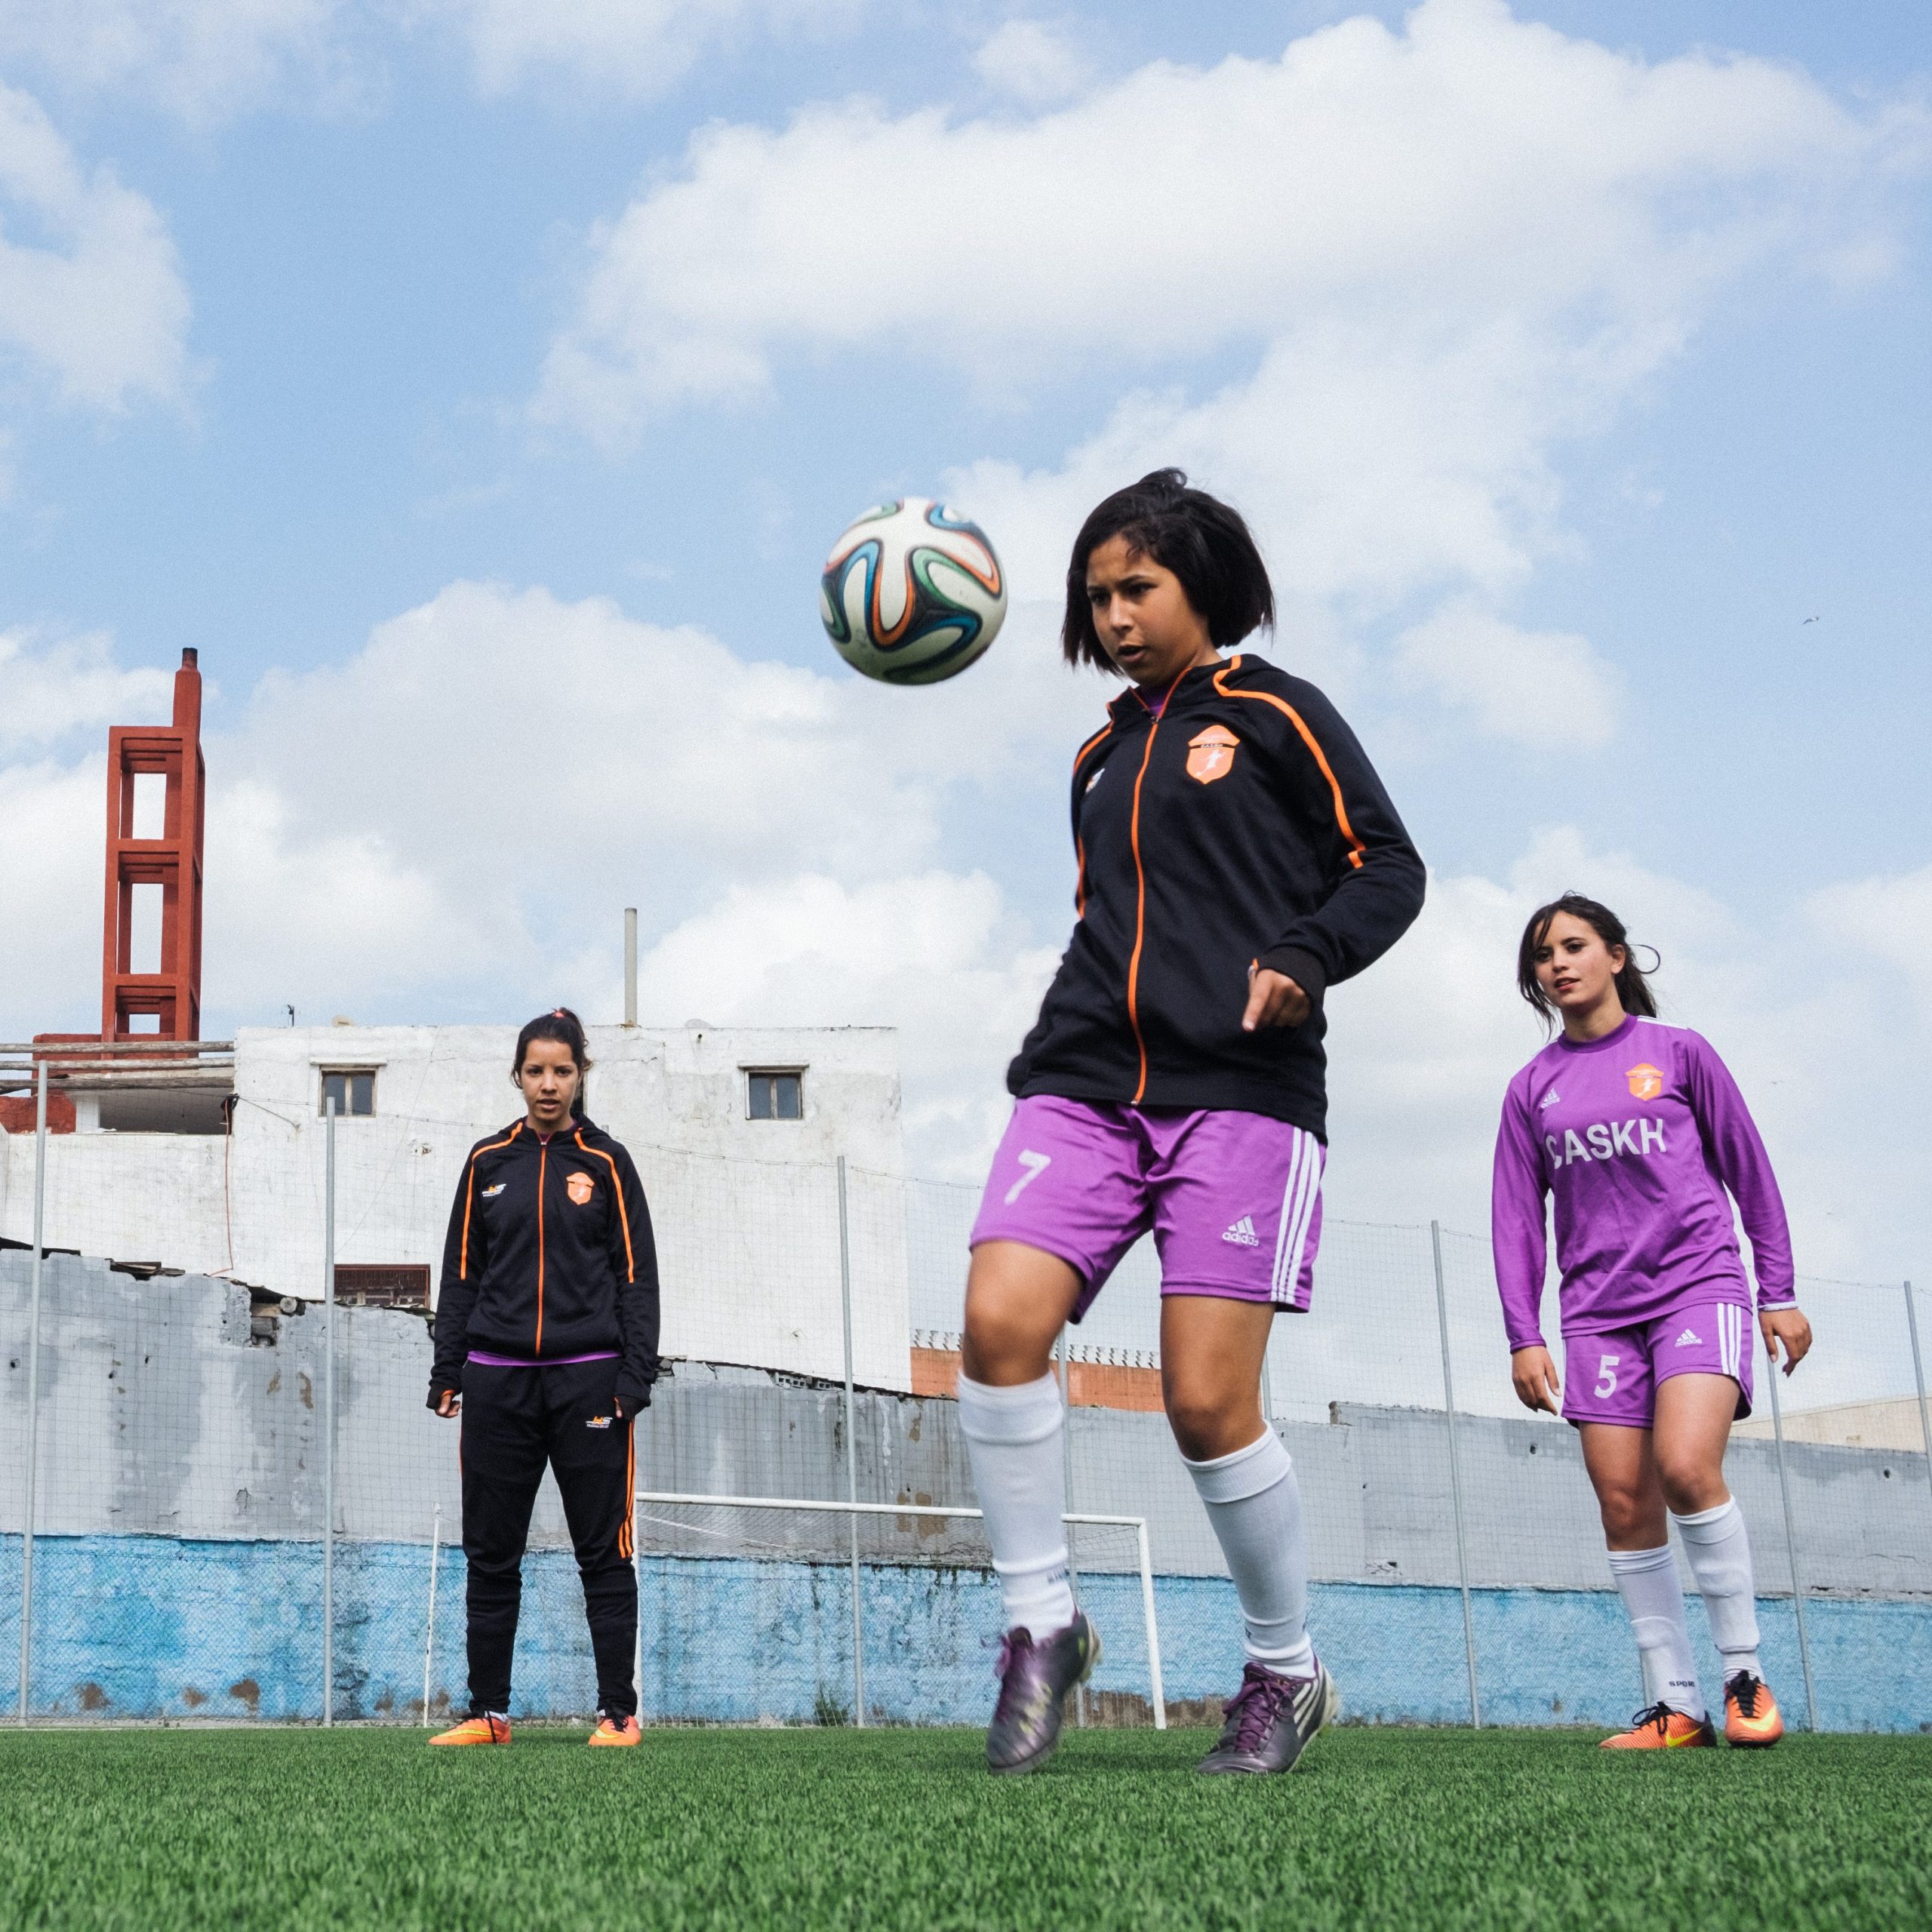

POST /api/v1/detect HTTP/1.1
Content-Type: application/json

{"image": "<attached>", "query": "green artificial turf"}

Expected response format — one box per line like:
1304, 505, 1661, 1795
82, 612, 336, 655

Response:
1, 1725, 1927, 1930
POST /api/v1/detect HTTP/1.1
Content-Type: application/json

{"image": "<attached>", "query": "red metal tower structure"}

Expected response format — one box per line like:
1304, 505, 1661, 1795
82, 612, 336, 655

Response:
101, 649, 205, 1041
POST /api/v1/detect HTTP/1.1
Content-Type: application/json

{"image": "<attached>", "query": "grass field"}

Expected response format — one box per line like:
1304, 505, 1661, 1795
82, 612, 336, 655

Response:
2, 1725, 1927, 1930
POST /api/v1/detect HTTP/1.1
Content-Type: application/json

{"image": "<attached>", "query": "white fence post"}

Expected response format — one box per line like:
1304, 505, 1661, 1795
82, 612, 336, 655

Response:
423, 1504, 441, 1725
322, 1095, 337, 1727
1764, 1350, 1820, 1731
16, 1060, 48, 1726
1430, 1223, 1481, 1728
836, 1157, 866, 1727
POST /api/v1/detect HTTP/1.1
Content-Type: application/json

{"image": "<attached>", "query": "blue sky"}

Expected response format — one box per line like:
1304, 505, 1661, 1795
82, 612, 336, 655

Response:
2, 1, 1927, 1278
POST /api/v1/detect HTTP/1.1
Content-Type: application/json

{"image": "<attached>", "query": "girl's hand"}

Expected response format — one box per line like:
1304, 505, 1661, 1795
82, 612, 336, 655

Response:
435, 1389, 460, 1419
1510, 1346, 1561, 1415
1242, 966, 1311, 1032
1761, 1306, 1812, 1374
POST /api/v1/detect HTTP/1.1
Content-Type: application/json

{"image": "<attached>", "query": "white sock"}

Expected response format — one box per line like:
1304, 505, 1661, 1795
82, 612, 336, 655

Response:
957, 1372, 1075, 1635
1606, 1544, 1704, 1718
1183, 1430, 1314, 1678
1673, 1498, 1763, 1681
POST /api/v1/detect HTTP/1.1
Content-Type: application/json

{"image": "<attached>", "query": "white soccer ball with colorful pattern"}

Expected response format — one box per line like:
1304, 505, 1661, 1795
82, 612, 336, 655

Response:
818, 499, 1007, 684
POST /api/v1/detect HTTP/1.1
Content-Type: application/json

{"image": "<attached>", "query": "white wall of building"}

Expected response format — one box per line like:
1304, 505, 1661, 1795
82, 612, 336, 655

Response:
0, 1022, 915, 1389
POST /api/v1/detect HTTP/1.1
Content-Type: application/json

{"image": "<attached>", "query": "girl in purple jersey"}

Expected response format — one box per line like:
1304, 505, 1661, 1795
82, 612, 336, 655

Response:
957, 471, 1425, 1777
1492, 894, 1812, 1750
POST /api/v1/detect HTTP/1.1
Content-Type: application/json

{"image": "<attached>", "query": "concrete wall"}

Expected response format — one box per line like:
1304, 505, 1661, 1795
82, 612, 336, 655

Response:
7, 1254, 1929, 1601
0, 1021, 912, 1389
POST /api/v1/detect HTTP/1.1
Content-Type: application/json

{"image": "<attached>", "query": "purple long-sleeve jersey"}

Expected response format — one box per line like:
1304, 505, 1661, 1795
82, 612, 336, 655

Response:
1491, 1014, 1796, 1351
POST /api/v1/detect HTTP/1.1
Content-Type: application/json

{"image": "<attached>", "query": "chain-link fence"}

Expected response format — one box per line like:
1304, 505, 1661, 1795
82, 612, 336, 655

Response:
3, 1062, 1928, 1732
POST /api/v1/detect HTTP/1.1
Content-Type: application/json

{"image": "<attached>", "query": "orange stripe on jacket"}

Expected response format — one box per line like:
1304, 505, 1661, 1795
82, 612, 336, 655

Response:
1124, 675, 1184, 1103
459, 1121, 524, 1278
1212, 660, 1366, 870
575, 1135, 636, 1281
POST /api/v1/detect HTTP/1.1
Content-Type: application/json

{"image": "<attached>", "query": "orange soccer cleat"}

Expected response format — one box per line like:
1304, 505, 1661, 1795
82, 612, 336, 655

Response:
1724, 1672, 1784, 1749
1599, 1703, 1716, 1750
589, 1715, 642, 1748
429, 1714, 511, 1747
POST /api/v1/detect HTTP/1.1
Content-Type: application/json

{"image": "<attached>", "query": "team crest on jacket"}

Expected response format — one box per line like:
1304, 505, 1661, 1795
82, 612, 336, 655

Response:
1625, 1063, 1664, 1101
1186, 724, 1240, 785
566, 1171, 595, 1206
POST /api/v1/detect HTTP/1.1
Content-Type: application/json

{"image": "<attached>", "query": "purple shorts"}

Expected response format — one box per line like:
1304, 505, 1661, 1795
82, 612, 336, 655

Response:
968, 1095, 1326, 1319
1561, 1300, 1755, 1428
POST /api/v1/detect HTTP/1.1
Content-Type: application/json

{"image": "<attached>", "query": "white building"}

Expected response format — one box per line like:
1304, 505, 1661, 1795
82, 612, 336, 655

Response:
0, 1022, 915, 1389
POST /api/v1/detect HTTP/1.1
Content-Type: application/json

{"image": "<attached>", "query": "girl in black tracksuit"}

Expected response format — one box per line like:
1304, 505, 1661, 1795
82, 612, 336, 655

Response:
426, 1008, 660, 1746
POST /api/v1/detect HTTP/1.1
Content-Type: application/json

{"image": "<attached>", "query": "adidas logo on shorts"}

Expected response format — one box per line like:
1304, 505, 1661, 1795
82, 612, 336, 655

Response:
1222, 1216, 1261, 1248
1675, 1327, 1701, 1347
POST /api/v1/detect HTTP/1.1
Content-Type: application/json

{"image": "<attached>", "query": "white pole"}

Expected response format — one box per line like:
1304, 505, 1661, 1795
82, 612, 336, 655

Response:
1764, 1349, 1820, 1731
1906, 1283, 1932, 1516
1431, 1222, 1482, 1728
1135, 1519, 1167, 1731
1057, 1329, 1084, 1726
423, 1503, 441, 1725
836, 1157, 866, 1727
623, 908, 638, 1029
322, 1094, 337, 1727
16, 1059, 48, 1724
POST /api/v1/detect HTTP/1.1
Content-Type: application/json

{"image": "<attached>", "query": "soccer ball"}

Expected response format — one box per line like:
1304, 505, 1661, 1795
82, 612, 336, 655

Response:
818, 498, 1007, 685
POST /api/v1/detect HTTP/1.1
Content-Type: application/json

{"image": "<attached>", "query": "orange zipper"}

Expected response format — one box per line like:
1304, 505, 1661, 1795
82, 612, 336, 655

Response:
1124, 675, 1183, 1103
534, 1143, 546, 1355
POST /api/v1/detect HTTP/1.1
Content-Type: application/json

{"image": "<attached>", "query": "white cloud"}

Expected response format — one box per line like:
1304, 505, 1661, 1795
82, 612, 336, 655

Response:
631, 869, 1060, 1171
2, 601, 1924, 1286
0, 629, 176, 752
0, 2, 346, 123
0, 84, 192, 411
973, 20, 1092, 107
424, 0, 869, 102
1809, 864, 1932, 1002
1394, 601, 1620, 746
540, 0, 1915, 437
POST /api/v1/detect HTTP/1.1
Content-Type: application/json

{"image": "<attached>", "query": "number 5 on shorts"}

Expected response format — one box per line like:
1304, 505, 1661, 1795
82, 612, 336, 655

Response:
1595, 1354, 1620, 1400
1004, 1149, 1051, 1206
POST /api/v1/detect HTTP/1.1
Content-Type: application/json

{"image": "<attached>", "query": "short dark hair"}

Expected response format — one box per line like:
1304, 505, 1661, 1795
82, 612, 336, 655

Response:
512, 1008, 592, 1109
1061, 469, 1275, 672
1516, 894, 1658, 1029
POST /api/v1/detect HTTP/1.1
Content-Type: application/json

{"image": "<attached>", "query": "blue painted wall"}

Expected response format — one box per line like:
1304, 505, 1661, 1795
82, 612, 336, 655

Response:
2, 1536, 1925, 1731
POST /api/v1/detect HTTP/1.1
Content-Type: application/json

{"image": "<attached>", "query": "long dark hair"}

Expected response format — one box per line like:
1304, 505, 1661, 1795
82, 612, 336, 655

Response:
1061, 469, 1275, 672
512, 1007, 592, 1115
1517, 895, 1658, 1029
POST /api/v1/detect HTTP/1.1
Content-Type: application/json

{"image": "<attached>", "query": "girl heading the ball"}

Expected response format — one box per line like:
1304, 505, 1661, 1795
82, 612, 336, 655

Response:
1491, 897, 1811, 1749
960, 469, 1425, 1777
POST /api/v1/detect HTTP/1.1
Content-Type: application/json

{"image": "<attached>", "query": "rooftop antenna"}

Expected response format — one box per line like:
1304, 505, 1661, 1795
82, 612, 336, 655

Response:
623, 907, 638, 1028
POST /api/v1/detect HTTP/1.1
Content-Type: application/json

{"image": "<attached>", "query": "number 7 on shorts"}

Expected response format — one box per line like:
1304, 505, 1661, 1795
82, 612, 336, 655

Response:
1004, 1149, 1051, 1207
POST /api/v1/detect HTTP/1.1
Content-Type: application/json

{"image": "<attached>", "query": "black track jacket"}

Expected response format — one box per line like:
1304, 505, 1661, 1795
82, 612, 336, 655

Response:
1008, 652, 1425, 1140
429, 1115, 660, 1409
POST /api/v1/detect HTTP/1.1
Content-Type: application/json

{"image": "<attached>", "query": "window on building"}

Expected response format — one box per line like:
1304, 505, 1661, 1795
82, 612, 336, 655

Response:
333, 1264, 429, 1309
320, 1069, 376, 1118
746, 1069, 804, 1121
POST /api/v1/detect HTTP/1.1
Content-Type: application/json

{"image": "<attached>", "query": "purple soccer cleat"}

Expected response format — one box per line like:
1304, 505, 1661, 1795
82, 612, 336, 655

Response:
984, 1613, 1101, 1776
1196, 1658, 1340, 1775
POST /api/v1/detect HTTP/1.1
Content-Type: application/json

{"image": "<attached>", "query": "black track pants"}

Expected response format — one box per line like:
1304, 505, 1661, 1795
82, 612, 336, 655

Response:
460, 1358, 637, 1719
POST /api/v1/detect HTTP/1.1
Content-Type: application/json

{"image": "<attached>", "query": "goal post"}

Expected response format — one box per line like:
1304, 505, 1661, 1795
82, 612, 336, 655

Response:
632, 1491, 1166, 1729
